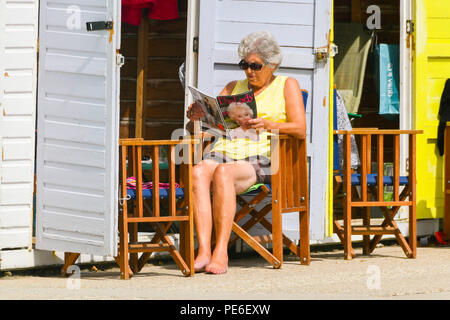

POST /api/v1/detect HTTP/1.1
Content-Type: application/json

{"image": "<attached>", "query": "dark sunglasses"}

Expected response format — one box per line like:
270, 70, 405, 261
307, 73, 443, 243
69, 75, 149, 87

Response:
238, 60, 265, 71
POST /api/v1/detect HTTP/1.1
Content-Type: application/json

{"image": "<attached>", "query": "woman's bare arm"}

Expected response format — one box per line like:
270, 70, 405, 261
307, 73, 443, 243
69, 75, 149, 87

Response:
247, 77, 306, 139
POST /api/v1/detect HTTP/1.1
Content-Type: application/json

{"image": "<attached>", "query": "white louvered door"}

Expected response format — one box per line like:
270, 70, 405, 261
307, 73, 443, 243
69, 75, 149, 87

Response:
35, 0, 121, 256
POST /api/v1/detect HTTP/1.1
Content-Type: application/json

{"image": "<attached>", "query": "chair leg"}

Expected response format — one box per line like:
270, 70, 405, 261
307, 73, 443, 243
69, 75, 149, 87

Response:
271, 204, 283, 268
334, 221, 356, 258
118, 210, 132, 280
299, 211, 310, 265
343, 204, 353, 260
232, 222, 281, 268
409, 202, 417, 259
179, 220, 195, 277
61, 252, 80, 276
369, 205, 413, 258
129, 222, 139, 273
363, 207, 371, 255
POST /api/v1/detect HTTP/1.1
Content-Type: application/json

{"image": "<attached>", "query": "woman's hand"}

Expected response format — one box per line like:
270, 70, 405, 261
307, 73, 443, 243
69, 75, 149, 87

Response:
186, 102, 205, 121
246, 117, 269, 130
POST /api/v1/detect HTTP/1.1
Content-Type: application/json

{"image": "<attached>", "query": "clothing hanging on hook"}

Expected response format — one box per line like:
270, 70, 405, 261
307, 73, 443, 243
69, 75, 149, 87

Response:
369, 30, 378, 53
122, 0, 179, 26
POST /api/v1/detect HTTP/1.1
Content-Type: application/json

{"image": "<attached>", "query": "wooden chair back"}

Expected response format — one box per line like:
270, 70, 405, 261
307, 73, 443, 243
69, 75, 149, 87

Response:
116, 138, 198, 279
333, 129, 422, 260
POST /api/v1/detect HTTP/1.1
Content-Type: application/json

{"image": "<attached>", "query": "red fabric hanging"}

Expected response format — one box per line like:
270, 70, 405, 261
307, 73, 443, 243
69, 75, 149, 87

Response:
122, 0, 179, 26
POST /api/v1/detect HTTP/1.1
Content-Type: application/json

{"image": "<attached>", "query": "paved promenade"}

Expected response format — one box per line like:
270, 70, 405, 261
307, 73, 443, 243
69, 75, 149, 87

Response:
1, 244, 449, 300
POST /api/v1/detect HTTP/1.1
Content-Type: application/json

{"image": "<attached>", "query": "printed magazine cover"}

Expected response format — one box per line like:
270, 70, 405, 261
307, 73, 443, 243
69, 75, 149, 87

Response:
188, 86, 258, 140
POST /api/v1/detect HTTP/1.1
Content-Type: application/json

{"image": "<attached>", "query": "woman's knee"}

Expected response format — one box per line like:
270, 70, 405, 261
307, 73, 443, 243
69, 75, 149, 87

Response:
192, 160, 216, 187
212, 164, 233, 186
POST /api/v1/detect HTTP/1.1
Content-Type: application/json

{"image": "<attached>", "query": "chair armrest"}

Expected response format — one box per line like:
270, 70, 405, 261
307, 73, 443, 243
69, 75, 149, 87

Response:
269, 133, 308, 210
334, 129, 423, 135
119, 138, 200, 147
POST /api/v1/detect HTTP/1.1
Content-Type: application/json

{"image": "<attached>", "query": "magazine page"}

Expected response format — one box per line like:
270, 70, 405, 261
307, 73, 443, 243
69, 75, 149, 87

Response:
216, 90, 259, 141
187, 86, 228, 137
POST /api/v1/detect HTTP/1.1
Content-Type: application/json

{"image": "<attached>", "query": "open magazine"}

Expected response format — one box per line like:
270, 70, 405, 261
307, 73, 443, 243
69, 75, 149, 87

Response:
187, 85, 258, 140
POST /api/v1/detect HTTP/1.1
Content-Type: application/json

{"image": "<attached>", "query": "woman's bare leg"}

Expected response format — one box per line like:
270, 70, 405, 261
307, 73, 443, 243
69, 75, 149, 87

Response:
192, 160, 219, 271
205, 161, 257, 274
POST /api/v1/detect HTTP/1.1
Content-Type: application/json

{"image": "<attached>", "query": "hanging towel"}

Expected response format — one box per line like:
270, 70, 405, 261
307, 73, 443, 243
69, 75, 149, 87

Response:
334, 23, 373, 114
437, 79, 450, 156
122, 0, 179, 26
148, 0, 179, 20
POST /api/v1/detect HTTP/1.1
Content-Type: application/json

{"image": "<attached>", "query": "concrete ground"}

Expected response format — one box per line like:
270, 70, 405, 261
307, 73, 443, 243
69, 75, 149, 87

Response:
1, 242, 449, 300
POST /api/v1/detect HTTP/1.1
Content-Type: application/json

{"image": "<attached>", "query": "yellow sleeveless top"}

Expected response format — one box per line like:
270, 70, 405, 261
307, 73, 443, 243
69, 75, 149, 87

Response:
210, 75, 288, 159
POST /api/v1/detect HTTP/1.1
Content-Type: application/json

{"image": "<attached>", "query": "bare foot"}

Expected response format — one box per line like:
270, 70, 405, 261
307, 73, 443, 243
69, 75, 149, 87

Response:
205, 256, 228, 275
194, 254, 210, 273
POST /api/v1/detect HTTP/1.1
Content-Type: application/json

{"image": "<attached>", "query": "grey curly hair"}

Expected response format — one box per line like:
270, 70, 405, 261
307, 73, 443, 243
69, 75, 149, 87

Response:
238, 30, 283, 70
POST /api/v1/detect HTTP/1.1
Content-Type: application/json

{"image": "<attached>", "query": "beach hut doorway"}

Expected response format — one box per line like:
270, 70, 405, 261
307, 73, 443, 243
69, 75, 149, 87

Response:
332, 0, 415, 223
194, 0, 332, 240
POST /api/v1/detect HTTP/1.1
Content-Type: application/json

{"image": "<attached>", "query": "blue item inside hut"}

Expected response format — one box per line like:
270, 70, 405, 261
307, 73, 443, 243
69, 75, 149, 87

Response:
373, 44, 400, 117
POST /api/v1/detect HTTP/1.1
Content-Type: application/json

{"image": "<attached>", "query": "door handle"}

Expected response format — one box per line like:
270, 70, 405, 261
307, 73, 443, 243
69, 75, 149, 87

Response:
86, 21, 113, 31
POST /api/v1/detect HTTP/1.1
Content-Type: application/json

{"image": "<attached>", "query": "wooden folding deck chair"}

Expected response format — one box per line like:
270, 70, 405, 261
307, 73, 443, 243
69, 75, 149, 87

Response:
224, 90, 310, 268
62, 138, 197, 279
333, 129, 422, 260
116, 138, 197, 279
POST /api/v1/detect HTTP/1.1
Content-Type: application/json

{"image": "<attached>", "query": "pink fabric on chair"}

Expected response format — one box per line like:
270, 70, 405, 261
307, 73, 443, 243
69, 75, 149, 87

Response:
127, 177, 180, 190
122, 0, 179, 26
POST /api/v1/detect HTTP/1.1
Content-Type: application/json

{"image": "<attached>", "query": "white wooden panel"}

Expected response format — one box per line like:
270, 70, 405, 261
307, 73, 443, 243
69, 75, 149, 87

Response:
4, 51, 36, 70
5, 7, 36, 25
4, 30, 36, 47
198, 0, 331, 240
217, 1, 314, 26
0, 0, 38, 251
1, 165, 33, 183
2, 141, 34, 160
215, 22, 314, 47
46, 7, 109, 28
45, 53, 107, 77
44, 120, 106, 145
0, 229, 30, 250
0, 184, 33, 205
3, 73, 34, 92
43, 98, 106, 122
36, 0, 120, 257
0, 120, 35, 138
0, 207, 31, 228
44, 71, 107, 99
42, 189, 105, 213
45, 0, 107, 7
2, 97, 35, 115
42, 212, 105, 236
43, 165, 106, 190
43, 144, 106, 168
46, 31, 108, 53
307, 0, 332, 239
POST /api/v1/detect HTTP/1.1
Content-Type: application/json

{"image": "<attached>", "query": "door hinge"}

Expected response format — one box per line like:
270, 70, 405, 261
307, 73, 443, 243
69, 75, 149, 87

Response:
193, 36, 199, 53
117, 53, 125, 68
86, 21, 113, 31
315, 43, 338, 62
406, 20, 414, 35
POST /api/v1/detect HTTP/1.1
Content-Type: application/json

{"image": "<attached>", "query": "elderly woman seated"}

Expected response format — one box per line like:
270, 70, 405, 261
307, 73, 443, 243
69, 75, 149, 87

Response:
186, 30, 306, 274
